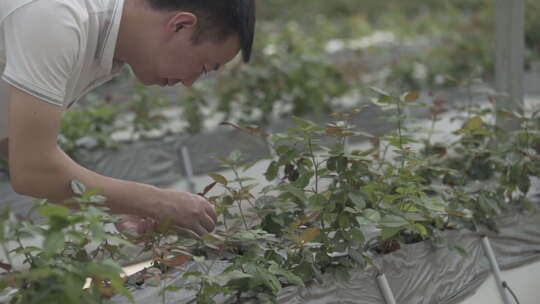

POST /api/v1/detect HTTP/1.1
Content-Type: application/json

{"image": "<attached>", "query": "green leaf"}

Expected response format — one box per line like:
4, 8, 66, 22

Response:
280, 270, 304, 287
82, 188, 104, 198
369, 86, 391, 96
110, 276, 134, 302
90, 222, 105, 240
411, 223, 428, 236
308, 194, 327, 212
379, 215, 409, 228
338, 214, 350, 229
327, 157, 337, 171
337, 156, 348, 172
70, 180, 86, 196
420, 197, 446, 213
381, 227, 402, 240
290, 116, 316, 129
268, 263, 304, 287
348, 193, 366, 209
281, 185, 307, 202
261, 271, 282, 294
363, 209, 381, 222
89, 195, 107, 204
401, 91, 420, 103
355, 216, 371, 226
350, 228, 365, 244
455, 116, 490, 135
343, 207, 359, 214
208, 173, 228, 185
219, 270, 252, 283
43, 232, 65, 255
265, 161, 279, 181
38, 204, 70, 219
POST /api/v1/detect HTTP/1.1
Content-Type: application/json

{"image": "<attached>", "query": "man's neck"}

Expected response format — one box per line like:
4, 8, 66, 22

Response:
0, 138, 9, 161
114, 0, 158, 63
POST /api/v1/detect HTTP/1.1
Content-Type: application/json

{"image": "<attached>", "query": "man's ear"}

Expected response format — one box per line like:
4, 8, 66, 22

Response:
166, 12, 197, 34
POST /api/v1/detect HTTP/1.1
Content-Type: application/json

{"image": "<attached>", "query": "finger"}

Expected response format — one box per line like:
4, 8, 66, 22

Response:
139, 218, 157, 234
115, 215, 140, 234
200, 213, 216, 233
175, 227, 201, 240
193, 224, 210, 237
205, 204, 218, 223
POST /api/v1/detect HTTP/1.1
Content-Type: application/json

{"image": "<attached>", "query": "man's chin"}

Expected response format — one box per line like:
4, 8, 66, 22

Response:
138, 78, 157, 86
132, 72, 160, 86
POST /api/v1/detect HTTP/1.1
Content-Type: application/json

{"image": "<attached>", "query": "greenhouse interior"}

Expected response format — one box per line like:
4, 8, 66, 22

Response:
0, 0, 539, 303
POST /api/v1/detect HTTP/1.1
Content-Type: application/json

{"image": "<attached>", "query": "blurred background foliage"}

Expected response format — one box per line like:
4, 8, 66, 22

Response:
51, 0, 540, 156
178, 0, 540, 131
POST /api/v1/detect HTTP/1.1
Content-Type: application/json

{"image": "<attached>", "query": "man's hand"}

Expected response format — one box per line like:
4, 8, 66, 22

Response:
115, 215, 157, 235
7, 86, 217, 238
116, 191, 217, 238
150, 190, 217, 237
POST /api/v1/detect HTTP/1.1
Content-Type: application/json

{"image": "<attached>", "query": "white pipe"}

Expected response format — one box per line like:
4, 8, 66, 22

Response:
376, 273, 397, 304
180, 146, 196, 193
481, 236, 512, 304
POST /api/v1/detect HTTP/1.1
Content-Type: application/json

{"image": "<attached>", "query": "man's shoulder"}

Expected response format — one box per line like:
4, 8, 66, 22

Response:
1, 0, 91, 28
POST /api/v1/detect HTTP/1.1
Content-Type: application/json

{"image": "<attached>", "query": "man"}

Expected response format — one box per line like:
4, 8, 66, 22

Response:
0, 0, 256, 236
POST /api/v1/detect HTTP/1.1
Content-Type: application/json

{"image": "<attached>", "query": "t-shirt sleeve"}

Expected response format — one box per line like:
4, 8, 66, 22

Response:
1, 1, 82, 107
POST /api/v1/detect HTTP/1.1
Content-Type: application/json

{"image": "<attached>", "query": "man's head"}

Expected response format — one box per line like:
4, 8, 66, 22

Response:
118, 0, 256, 87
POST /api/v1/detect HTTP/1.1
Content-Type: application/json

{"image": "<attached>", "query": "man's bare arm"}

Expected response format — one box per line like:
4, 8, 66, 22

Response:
7, 86, 216, 236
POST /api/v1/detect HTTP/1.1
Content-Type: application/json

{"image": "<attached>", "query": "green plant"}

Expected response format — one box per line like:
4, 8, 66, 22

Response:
0, 181, 133, 303
120, 92, 537, 303
1, 86, 539, 303
59, 103, 123, 158
127, 85, 169, 139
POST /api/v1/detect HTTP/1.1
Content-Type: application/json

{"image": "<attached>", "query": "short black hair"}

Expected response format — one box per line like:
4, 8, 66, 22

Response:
145, 0, 256, 62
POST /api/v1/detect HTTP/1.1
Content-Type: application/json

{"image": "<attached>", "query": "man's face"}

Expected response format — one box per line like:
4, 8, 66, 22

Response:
130, 29, 241, 87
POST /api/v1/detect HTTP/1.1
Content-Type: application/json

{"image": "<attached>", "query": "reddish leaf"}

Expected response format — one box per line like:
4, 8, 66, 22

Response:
446, 209, 466, 217
326, 127, 343, 136
221, 122, 268, 138
301, 227, 321, 244
220, 121, 243, 131
0, 261, 12, 272
521, 151, 540, 161
401, 91, 420, 103
198, 182, 217, 197
155, 255, 191, 267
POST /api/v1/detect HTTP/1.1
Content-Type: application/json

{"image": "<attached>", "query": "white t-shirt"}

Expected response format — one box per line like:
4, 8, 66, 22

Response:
0, 0, 125, 140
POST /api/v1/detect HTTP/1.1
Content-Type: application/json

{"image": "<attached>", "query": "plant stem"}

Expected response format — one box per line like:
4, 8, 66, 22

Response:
15, 232, 35, 268
308, 139, 319, 194
231, 167, 257, 211
236, 202, 249, 231
466, 77, 472, 119
222, 212, 229, 231
396, 98, 405, 168
428, 117, 436, 146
